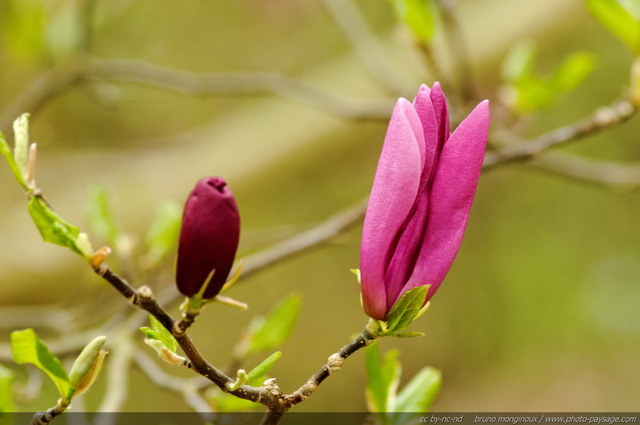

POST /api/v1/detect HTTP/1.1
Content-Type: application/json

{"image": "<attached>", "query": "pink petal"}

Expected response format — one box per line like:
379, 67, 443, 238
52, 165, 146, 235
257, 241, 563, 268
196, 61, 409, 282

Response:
413, 84, 439, 177
360, 99, 424, 319
429, 82, 450, 154
401, 100, 490, 303
383, 87, 440, 310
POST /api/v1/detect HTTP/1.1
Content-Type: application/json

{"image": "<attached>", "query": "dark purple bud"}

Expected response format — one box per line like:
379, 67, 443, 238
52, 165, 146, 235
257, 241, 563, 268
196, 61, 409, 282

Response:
176, 177, 240, 299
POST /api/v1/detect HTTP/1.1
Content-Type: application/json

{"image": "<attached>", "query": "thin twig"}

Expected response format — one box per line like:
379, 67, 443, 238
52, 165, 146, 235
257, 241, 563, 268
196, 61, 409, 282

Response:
483, 99, 637, 169
284, 321, 377, 408
94, 259, 382, 421
530, 151, 640, 188
241, 199, 368, 280
31, 400, 67, 425
0, 306, 77, 331
92, 266, 273, 406
0, 60, 85, 130
321, 0, 414, 95
132, 349, 212, 412
87, 58, 395, 120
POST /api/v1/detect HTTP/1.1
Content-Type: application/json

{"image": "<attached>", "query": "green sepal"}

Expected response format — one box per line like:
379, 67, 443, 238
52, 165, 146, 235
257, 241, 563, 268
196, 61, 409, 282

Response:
140, 315, 178, 353
246, 351, 282, 382
350, 268, 361, 284
384, 285, 429, 334
10, 329, 72, 400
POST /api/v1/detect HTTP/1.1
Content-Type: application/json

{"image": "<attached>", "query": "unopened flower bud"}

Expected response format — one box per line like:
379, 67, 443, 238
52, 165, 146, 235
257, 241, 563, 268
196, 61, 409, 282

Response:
360, 83, 490, 320
176, 177, 240, 299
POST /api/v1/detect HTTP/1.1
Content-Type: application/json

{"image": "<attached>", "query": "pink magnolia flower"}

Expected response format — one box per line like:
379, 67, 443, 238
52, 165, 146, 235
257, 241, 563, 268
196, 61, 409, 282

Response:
360, 83, 490, 320
176, 177, 240, 299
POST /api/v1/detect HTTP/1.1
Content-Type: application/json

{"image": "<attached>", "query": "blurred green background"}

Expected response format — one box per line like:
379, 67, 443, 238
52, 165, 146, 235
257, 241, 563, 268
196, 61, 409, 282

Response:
1, 0, 640, 413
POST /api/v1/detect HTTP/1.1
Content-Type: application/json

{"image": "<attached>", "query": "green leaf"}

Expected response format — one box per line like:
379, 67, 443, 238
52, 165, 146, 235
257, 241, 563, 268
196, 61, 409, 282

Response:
144, 200, 182, 265
365, 341, 401, 419
27, 196, 89, 258
44, 1, 81, 61
86, 187, 120, 246
0, 131, 28, 190
390, 0, 437, 44
245, 293, 301, 355
1, 0, 47, 61
0, 364, 15, 413
140, 315, 178, 353
501, 39, 537, 83
246, 352, 282, 382
501, 40, 595, 113
10, 329, 72, 399
586, 0, 640, 53
550, 51, 596, 93
394, 367, 441, 413
385, 285, 429, 334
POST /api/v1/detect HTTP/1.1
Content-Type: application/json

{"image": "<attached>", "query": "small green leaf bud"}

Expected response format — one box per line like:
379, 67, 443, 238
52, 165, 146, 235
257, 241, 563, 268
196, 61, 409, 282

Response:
68, 336, 107, 401
12, 113, 30, 180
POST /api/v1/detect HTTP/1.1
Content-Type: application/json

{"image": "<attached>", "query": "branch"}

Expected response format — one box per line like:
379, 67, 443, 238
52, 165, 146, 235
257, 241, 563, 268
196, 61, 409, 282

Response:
87, 58, 395, 120
320, 0, 414, 95
31, 401, 66, 425
530, 151, 640, 188
284, 321, 377, 408
0, 306, 78, 332
92, 265, 277, 408
92, 260, 384, 424
483, 99, 637, 169
241, 199, 368, 280
94, 258, 381, 420
133, 349, 212, 413
0, 61, 85, 130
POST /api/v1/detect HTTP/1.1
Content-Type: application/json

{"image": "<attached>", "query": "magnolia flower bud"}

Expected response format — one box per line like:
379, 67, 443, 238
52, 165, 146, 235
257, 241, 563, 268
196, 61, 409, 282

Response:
360, 83, 490, 320
176, 177, 240, 299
